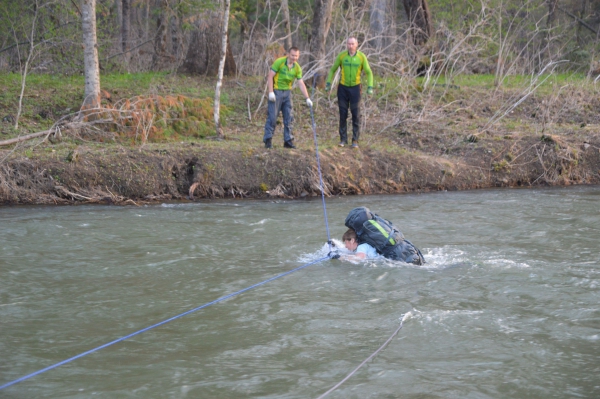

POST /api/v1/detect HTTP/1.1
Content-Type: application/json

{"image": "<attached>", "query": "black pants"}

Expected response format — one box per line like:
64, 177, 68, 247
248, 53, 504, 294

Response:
337, 84, 361, 143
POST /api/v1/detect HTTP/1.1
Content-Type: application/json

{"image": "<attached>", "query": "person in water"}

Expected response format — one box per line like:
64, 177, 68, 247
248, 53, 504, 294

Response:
340, 228, 380, 260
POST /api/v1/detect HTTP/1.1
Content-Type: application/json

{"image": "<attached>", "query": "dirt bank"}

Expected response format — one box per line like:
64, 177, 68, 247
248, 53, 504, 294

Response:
1, 128, 599, 205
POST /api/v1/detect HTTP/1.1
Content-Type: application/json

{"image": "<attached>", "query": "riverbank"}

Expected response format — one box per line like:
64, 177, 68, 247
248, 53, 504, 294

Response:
1, 73, 599, 205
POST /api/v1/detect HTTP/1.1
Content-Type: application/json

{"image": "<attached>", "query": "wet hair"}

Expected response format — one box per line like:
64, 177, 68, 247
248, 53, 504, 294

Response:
342, 228, 357, 242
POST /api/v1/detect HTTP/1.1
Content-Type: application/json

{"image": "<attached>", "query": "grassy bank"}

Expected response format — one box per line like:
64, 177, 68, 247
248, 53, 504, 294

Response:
1, 72, 599, 204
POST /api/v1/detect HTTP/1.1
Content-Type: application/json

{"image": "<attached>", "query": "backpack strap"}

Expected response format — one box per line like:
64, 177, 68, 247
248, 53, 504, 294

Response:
367, 219, 397, 246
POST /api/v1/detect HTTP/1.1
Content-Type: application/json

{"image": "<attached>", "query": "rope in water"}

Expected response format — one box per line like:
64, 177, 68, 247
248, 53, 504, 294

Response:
0, 256, 331, 391
316, 316, 406, 399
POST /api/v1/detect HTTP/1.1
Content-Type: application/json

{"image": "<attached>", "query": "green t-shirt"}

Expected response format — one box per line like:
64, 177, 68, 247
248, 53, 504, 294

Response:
326, 50, 373, 88
271, 57, 303, 90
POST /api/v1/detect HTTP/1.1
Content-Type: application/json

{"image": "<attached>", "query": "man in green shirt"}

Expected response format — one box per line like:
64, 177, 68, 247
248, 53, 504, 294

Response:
263, 47, 312, 149
326, 37, 374, 148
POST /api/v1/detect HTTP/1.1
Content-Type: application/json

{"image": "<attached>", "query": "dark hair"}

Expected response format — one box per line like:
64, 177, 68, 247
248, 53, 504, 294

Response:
342, 228, 357, 242
289, 46, 300, 53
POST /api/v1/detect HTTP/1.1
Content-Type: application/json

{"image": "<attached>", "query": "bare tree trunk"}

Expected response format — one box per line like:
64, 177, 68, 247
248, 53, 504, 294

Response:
214, 0, 231, 139
281, 0, 292, 50
145, 0, 150, 42
576, 0, 588, 46
370, 0, 387, 49
115, 0, 122, 35
540, 0, 559, 69
121, 0, 130, 64
152, 0, 170, 70
81, 0, 101, 110
170, 13, 180, 60
402, 0, 432, 47
310, 0, 335, 87
179, 13, 236, 76
15, 0, 40, 129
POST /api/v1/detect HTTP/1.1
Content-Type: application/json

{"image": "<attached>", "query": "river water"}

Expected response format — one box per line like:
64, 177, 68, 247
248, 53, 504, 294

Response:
1, 186, 599, 398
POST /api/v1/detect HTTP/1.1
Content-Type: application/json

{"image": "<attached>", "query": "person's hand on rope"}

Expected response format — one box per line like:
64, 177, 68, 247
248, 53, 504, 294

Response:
306, 98, 313, 107
325, 82, 331, 92
268, 92, 276, 102
366, 86, 374, 95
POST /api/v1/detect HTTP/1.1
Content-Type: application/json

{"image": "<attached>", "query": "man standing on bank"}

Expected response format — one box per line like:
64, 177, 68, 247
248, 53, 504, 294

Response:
325, 37, 374, 149
264, 47, 312, 149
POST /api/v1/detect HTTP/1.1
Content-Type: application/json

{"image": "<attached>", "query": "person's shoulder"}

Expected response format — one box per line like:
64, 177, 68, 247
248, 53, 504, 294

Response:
356, 242, 379, 258
357, 50, 369, 59
272, 57, 286, 69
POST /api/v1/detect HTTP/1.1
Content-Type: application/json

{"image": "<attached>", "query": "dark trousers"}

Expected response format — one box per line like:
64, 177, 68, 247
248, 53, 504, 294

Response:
337, 84, 361, 143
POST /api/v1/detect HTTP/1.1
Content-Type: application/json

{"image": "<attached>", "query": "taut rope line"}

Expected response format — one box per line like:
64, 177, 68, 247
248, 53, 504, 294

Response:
0, 256, 330, 391
309, 75, 333, 254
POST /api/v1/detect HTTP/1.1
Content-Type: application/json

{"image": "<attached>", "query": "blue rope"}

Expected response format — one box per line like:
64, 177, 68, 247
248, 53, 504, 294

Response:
309, 75, 333, 254
0, 256, 330, 391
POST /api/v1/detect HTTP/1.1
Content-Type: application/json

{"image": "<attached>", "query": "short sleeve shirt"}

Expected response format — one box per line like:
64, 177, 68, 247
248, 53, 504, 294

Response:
271, 57, 303, 90
356, 243, 380, 259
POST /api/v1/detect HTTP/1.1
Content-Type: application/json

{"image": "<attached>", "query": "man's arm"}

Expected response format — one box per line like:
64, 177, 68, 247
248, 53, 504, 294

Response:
340, 251, 367, 261
297, 79, 310, 99
362, 54, 374, 88
326, 53, 342, 84
267, 69, 276, 93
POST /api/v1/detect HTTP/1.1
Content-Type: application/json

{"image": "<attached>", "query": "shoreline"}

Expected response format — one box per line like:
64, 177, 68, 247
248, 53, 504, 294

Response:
2, 134, 599, 205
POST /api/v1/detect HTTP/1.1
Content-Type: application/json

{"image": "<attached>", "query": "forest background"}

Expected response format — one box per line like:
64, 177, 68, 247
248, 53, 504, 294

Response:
1, 0, 600, 204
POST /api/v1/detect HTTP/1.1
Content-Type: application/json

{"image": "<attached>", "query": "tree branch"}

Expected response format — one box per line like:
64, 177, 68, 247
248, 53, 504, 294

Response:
557, 6, 597, 35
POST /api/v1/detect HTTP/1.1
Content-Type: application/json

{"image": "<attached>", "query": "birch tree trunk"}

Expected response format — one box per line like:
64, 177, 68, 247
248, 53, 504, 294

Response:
281, 0, 292, 50
81, 0, 101, 110
14, 0, 40, 129
214, 0, 231, 139
310, 0, 335, 87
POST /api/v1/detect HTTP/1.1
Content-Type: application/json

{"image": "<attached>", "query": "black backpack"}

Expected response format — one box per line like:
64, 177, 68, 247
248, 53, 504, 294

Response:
345, 207, 425, 265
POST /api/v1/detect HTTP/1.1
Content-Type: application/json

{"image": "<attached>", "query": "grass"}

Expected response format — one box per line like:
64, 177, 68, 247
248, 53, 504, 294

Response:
1, 71, 598, 154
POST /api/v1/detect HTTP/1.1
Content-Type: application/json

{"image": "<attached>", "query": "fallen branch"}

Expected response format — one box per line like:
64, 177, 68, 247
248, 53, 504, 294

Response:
0, 129, 55, 147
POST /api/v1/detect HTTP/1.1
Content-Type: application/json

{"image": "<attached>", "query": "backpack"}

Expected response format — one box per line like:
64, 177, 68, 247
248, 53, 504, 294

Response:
345, 207, 425, 265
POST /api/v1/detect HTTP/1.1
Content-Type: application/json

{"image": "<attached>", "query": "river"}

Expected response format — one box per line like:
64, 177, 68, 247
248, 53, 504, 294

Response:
1, 186, 599, 398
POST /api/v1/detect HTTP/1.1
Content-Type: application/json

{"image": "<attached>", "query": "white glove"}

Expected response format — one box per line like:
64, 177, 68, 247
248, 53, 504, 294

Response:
306, 98, 313, 107
268, 92, 276, 102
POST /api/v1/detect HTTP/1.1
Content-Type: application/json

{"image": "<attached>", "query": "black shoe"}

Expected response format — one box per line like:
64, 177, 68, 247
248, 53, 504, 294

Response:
283, 140, 296, 149
264, 138, 272, 149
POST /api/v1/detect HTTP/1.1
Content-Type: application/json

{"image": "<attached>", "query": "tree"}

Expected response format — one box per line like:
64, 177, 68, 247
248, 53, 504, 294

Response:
152, 0, 171, 70
281, 0, 292, 50
309, 0, 335, 86
179, 12, 236, 76
13, 0, 41, 129
370, 0, 387, 50
121, 0, 130, 62
403, 0, 432, 47
81, 0, 101, 110
214, 0, 231, 139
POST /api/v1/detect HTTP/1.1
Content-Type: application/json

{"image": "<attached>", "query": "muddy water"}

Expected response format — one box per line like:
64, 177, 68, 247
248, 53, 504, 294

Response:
1, 186, 599, 398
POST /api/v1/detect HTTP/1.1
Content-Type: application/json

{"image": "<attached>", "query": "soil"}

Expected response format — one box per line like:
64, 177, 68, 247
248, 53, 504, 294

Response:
1, 129, 599, 206
1, 77, 600, 205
